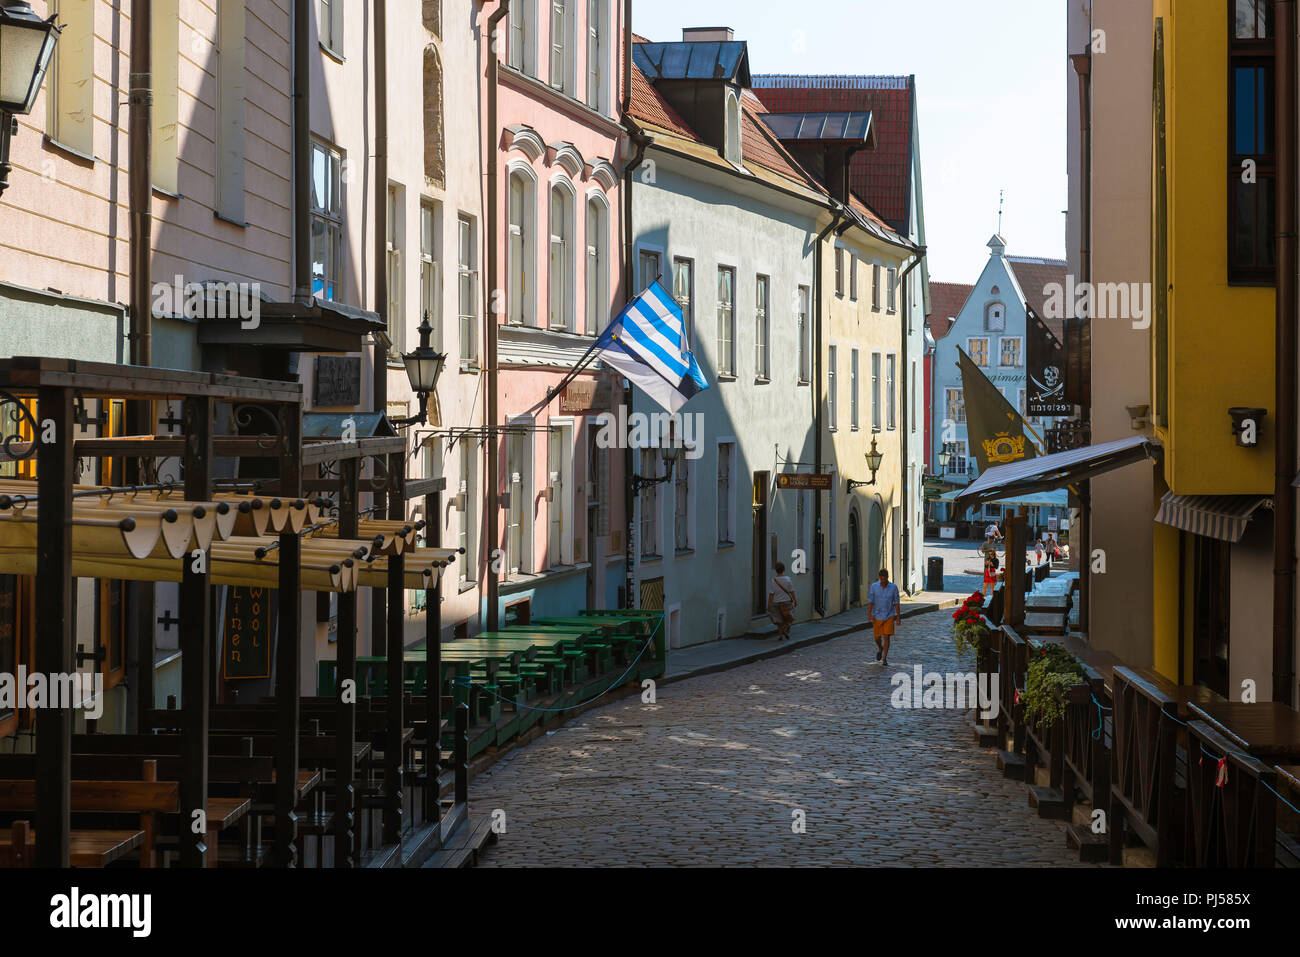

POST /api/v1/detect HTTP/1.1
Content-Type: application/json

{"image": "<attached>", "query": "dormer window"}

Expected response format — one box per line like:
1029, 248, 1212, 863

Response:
724, 89, 742, 165
985, 302, 1005, 331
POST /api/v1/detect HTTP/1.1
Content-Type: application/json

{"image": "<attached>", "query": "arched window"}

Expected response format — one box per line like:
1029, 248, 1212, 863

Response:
508, 168, 536, 325
549, 182, 576, 329
984, 301, 1005, 331
585, 195, 608, 334
724, 90, 742, 165
423, 46, 445, 186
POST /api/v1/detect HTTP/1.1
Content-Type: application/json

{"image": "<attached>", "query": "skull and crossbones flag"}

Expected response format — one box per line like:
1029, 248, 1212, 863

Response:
1026, 305, 1070, 417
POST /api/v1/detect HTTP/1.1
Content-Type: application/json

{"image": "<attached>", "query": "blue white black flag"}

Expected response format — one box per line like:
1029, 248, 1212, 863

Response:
593, 280, 710, 413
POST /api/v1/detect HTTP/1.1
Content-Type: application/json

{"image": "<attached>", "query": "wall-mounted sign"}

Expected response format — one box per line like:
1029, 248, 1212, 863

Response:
314, 355, 361, 407
560, 379, 612, 413
223, 585, 275, 680
777, 473, 832, 491
1026, 306, 1071, 417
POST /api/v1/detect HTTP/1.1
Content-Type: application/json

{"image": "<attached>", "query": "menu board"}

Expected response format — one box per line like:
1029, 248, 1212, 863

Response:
222, 585, 275, 680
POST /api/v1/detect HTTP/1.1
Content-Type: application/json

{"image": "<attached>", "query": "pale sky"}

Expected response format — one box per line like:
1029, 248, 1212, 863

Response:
632, 0, 1069, 284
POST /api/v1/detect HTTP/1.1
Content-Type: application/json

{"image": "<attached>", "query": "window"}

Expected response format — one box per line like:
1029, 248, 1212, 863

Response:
794, 488, 808, 567
828, 469, 838, 559
550, 0, 571, 93
458, 214, 479, 363
640, 448, 661, 558
834, 246, 845, 297
724, 90, 742, 164
717, 442, 735, 545
886, 354, 897, 430
755, 275, 770, 379
585, 197, 607, 334
849, 348, 860, 430
508, 170, 535, 325
674, 450, 692, 552
549, 183, 575, 329
828, 345, 838, 431
319, 0, 343, 55
638, 249, 660, 293
215, 0, 247, 222
311, 141, 344, 301
911, 361, 918, 433
505, 429, 532, 575
424, 46, 446, 186
796, 285, 810, 383
849, 254, 858, 301
886, 267, 898, 312
586, 0, 606, 111
871, 263, 881, 311
673, 257, 694, 344
587, 426, 610, 537
1229, 0, 1276, 283
46, 0, 96, 158
944, 440, 968, 475
458, 441, 477, 583
386, 183, 405, 354
967, 337, 989, 367
870, 351, 881, 431
1000, 336, 1022, 367
423, 0, 441, 35
717, 266, 735, 375
985, 302, 1005, 331
508, 0, 536, 75
945, 387, 965, 424
548, 426, 574, 567
152, 0, 180, 193
420, 202, 443, 348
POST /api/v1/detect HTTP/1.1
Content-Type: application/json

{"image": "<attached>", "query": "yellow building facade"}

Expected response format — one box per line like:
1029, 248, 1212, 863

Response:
1150, 0, 1277, 695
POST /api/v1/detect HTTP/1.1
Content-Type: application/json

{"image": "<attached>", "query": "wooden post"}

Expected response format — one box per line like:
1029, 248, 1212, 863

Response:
424, 486, 442, 825
383, 451, 405, 845
275, 404, 302, 867
334, 456, 358, 867
179, 395, 214, 867
35, 386, 74, 867
455, 701, 469, 806
1007, 508, 1027, 629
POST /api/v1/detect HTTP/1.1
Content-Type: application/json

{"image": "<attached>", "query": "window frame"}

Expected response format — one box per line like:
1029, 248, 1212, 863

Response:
1227, 0, 1277, 285
673, 256, 695, 345
310, 139, 345, 303
967, 336, 989, 367
999, 336, 1023, 368
716, 264, 736, 377
458, 213, 480, 364
754, 274, 770, 380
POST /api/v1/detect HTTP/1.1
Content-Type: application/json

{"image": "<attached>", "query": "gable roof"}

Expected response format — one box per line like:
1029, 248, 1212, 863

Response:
1005, 256, 1068, 341
926, 282, 974, 340
751, 75, 915, 231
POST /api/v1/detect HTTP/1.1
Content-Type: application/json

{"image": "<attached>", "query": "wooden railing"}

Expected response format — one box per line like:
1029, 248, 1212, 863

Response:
1061, 665, 1110, 816
1109, 667, 1183, 866
997, 626, 1028, 757
1185, 720, 1277, 868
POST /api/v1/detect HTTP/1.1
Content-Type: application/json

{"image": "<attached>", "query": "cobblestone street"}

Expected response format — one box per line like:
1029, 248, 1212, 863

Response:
473, 609, 1091, 866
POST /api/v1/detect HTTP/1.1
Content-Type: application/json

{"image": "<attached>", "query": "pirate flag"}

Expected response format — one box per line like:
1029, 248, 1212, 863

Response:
957, 346, 1037, 475
1026, 305, 1070, 417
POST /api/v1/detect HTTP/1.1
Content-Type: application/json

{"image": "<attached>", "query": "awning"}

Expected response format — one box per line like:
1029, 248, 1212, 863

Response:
939, 488, 1068, 509
953, 435, 1159, 511
1153, 492, 1272, 543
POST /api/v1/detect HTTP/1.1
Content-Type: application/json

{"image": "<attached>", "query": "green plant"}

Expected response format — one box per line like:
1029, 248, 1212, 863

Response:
1021, 644, 1085, 727
950, 591, 991, 660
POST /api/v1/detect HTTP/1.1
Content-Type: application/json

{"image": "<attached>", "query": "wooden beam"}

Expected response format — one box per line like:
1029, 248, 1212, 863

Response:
334, 457, 358, 868
424, 486, 442, 826
35, 386, 74, 867
275, 404, 303, 867
179, 395, 214, 868
404, 477, 447, 499
384, 452, 405, 845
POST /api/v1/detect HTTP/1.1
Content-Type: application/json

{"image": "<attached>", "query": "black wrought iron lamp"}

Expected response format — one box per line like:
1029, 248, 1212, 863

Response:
630, 427, 680, 494
937, 446, 951, 473
390, 313, 446, 428
847, 437, 884, 492
0, 2, 61, 197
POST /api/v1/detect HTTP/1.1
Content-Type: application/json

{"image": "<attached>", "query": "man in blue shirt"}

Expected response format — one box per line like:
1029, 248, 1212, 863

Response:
866, 568, 901, 666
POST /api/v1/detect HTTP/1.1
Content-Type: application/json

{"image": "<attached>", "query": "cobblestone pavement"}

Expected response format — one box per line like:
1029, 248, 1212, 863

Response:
473, 610, 1091, 867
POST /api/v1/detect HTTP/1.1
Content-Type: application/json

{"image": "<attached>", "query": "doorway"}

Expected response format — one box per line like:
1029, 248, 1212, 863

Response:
752, 471, 769, 615
867, 501, 885, 583
848, 509, 862, 605
1192, 534, 1230, 697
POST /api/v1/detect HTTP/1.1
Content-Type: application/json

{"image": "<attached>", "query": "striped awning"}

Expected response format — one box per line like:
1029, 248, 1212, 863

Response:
1153, 492, 1272, 543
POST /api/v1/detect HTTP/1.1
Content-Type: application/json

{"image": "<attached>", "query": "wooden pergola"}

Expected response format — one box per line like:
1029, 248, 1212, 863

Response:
0, 356, 455, 867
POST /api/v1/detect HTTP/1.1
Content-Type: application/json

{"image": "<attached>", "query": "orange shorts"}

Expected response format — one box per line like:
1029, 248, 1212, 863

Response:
872, 617, 896, 638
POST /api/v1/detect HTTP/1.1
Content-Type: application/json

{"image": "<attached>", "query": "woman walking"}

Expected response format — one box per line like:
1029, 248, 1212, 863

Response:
982, 552, 999, 599
767, 561, 797, 641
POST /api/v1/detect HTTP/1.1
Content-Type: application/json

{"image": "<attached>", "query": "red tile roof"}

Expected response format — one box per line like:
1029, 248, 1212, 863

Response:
926, 282, 974, 340
629, 64, 695, 139
1006, 256, 1068, 342
751, 75, 914, 230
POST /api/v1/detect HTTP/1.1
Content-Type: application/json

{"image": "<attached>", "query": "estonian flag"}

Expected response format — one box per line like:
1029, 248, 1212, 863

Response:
595, 280, 710, 413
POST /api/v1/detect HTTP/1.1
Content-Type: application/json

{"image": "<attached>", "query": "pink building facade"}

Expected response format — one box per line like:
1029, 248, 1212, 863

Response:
478, 0, 629, 619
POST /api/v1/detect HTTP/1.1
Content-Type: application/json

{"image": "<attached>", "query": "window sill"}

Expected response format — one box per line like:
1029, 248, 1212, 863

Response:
320, 41, 345, 64
717, 541, 735, 551
459, 361, 480, 374
754, 376, 770, 385
674, 548, 695, 559
797, 378, 810, 386
458, 580, 478, 594
152, 185, 182, 201
213, 210, 248, 229
42, 135, 96, 165
716, 373, 736, 382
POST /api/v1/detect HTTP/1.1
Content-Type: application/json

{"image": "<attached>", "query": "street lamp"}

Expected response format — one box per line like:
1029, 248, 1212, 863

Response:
390, 312, 446, 427
937, 446, 951, 473
630, 424, 680, 493
0, 2, 61, 197
847, 437, 884, 492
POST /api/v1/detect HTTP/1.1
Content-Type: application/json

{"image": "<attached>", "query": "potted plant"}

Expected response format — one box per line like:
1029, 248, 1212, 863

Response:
1021, 643, 1086, 727
950, 591, 992, 660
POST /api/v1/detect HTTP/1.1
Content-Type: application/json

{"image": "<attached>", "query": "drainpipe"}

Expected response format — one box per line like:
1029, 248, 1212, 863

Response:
813, 204, 844, 617
485, 0, 510, 630
1071, 45, 1092, 637
620, 0, 650, 610
371, 0, 390, 653
293, 0, 311, 301
1274, 0, 1297, 706
899, 246, 926, 594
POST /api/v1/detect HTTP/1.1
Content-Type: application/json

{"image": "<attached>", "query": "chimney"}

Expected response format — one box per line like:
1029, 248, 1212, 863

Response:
682, 26, 734, 42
